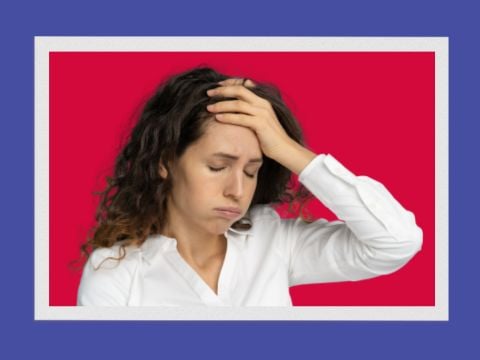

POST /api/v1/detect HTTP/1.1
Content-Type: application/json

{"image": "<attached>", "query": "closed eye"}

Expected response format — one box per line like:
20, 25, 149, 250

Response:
208, 166, 256, 178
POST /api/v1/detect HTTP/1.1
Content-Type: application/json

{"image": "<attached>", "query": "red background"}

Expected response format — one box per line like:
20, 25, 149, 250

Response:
49, 51, 434, 306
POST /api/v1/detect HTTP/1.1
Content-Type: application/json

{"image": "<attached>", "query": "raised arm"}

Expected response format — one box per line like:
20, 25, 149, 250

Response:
206, 79, 422, 285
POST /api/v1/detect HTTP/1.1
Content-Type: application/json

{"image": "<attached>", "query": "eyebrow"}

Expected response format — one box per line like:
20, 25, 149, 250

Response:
211, 152, 263, 164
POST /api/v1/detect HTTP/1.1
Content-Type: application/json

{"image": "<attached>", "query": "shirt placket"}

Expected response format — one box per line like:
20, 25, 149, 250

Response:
216, 233, 240, 305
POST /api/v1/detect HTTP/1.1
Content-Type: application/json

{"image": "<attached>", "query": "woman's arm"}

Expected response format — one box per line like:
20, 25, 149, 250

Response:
281, 153, 423, 285
207, 79, 422, 285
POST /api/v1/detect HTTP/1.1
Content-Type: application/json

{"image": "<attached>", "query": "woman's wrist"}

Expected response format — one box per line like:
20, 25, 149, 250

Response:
270, 139, 317, 175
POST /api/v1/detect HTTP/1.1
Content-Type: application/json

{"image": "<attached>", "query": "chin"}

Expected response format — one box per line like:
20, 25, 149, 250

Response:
209, 219, 235, 235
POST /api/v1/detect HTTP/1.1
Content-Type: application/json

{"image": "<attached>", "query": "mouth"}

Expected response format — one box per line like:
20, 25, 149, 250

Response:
213, 207, 242, 220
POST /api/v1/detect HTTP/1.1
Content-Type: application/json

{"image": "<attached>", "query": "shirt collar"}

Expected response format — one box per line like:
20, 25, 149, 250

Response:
139, 225, 252, 265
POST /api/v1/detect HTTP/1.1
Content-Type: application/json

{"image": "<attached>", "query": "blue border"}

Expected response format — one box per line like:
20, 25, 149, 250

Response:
2, 0, 475, 358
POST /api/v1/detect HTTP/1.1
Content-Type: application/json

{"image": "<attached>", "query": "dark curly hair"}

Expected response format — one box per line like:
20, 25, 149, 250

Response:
79, 66, 313, 263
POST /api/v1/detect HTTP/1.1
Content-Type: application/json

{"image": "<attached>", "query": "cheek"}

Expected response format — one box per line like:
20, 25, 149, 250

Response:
247, 181, 258, 199
179, 168, 221, 201
199, 176, 225, 198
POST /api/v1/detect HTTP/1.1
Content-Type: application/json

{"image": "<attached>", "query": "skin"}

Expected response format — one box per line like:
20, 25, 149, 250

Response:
160, 78, 316, 294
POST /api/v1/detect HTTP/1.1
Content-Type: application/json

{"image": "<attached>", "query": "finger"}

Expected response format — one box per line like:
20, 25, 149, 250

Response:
214, 113, 257, 130
206, 99, 257, 116
243, 79, 256, 87
218, 78, 243, 86
218, 78, 256, 87
207, 85, 262, 106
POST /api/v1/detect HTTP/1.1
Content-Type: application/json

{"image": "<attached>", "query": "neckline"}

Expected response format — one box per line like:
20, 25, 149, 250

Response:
162, 233, 241, 304
139, 225, 251, 265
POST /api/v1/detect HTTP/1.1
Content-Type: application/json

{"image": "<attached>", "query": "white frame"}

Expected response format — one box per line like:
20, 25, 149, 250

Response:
35, 36, 448, 321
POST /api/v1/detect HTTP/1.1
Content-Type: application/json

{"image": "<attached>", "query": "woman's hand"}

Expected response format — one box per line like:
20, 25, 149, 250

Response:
206, 78, 295, 161
206, 78, 316, 175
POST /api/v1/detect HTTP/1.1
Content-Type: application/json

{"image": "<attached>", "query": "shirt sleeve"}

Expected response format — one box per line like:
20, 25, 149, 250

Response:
285, 153, 423, 286
77, 247, 136, 306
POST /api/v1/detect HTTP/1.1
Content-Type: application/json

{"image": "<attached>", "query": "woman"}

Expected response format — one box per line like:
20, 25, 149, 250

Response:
77, 66, 423, 306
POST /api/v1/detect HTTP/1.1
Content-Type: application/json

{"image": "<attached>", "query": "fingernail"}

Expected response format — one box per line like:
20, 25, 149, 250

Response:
207, 89, 216, 96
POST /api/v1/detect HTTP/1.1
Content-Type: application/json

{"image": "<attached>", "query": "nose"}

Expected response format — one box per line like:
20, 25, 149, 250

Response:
223, 170, 245, 200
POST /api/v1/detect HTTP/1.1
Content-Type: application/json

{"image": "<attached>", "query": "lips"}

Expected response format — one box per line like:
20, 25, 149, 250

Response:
214, 207, 242, 219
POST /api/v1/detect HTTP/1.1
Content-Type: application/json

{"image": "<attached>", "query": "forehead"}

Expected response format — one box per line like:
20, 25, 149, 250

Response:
190, 121, 262, 159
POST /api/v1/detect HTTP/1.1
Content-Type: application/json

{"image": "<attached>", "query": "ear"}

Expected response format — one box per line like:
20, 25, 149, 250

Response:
159, 162, 168, 179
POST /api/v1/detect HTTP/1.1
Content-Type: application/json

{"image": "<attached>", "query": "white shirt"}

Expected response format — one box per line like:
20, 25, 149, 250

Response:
77, 154, 423, 306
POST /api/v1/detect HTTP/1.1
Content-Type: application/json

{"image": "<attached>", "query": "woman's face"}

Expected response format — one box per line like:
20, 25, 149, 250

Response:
162, 120, 263, 236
